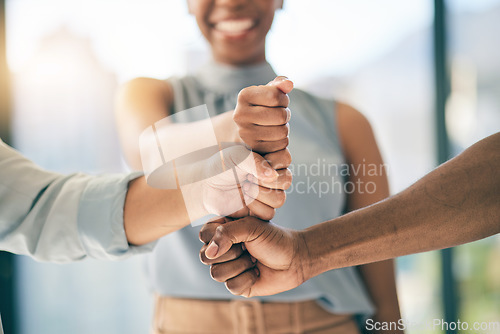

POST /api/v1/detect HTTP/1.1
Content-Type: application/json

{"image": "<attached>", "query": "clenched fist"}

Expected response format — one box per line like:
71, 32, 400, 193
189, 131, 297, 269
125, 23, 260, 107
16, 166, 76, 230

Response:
233, 76, 293, 170
199, 216, 309, 297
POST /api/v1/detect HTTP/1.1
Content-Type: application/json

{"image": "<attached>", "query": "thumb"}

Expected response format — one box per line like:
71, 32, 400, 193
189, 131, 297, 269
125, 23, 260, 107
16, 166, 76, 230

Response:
235, 149, 279, 182
267, 76, 294, 94
205, 217, 267, 259
249, 151, 279, 182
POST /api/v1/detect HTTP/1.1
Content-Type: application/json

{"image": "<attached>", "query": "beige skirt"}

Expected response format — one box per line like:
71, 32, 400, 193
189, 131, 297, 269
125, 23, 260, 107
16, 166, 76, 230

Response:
152, 295, 361, 334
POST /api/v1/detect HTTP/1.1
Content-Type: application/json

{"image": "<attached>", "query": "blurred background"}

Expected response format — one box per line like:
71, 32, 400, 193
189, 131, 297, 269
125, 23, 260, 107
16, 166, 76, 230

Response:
0, 0, 499, 333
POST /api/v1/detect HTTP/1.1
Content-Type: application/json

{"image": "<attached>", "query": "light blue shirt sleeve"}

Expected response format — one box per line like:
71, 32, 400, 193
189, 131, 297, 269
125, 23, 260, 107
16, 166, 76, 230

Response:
0, 139, 156, 263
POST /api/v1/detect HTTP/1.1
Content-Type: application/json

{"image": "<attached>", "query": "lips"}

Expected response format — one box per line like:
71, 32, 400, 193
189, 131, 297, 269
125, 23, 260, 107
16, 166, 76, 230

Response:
213, 18, 256, 35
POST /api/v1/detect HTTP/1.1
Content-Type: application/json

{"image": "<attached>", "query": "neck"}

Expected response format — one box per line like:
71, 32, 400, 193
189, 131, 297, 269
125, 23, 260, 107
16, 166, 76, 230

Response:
212, 49, 266, 67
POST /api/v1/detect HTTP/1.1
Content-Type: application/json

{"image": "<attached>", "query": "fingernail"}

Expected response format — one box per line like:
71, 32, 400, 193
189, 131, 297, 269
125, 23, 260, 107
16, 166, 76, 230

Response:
205, 241, 219, 259
246, 174, 256, 183
254, 267, 260, 276
276, 76, 288, 82
250, 255, 257, 263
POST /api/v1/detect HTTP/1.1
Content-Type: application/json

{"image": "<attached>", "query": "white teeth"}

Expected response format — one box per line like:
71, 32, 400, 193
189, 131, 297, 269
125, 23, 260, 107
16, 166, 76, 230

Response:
215, 19, 254, 33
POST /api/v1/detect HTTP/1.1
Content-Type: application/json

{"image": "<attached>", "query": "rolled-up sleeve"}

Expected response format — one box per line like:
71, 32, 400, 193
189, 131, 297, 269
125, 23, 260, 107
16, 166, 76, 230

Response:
0, 140, 156, 263
77, 172, 156, 260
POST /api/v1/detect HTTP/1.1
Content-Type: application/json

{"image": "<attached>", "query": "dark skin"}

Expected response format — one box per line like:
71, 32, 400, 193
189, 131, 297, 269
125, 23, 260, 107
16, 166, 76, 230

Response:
199, 132, 500, 297
202, 102, 403, 332
189, 0, 402, 331
116, 0, 402, 332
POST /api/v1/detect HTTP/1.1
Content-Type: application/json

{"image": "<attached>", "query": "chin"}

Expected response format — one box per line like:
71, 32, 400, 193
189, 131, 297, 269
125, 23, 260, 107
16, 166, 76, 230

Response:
211, 38, 266, 66
215, 49, 265, 66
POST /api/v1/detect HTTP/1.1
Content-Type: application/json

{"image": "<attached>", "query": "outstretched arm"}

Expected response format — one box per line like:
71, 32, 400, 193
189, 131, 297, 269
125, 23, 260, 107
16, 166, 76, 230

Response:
306, 131, 500, 274
115, 77, 243, 171
0, 140, 151, 262
199, 132, 500, 297
125, 146, 289, 245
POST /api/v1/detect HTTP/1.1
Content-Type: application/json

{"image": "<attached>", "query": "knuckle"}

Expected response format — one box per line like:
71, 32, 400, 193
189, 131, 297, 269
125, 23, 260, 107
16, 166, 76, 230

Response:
264, 208, 276, 221
282, 93, 290, 107
232, 109, 242, 123
279, 108, 288, 124
284, 107, 291, 123
216, 224, 235, 243
210, 265, 225, 282
237, 87, 251, 103
273, 137, 289, 152
226, 279, 245, 296
276, 191, 286, 208
279, 124, 289, 138
198, 229, 211, 244
283, 170, 293, 188
282, 136, 290, 148
283, 150, 292, 166
215, 225, 226, 238
271, 152, 292, 170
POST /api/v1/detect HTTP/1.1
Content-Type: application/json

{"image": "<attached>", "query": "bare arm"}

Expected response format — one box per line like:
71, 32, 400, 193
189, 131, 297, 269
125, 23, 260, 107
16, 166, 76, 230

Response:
114, 77, 240, 171
115, 77, 174, 170
199, 132, 500, 297
123, 177, 190, 245
305, 132, 500, 276
116, 77, 294, 245
336, 103, 401, 333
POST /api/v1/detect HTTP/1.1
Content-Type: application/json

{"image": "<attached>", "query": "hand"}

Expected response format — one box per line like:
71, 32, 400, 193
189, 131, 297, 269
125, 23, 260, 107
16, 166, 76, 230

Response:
199, 216, 310, 297
180, 145, 291, 222
233, 76, 293, 170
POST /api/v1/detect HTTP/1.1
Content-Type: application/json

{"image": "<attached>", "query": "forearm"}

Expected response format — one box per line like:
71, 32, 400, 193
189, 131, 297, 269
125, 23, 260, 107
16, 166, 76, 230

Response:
211, 110, 241, 143
0, 141, 154, 261
124, 145, 281, 245
303, 133, 500, 278
124, 177, 191, 245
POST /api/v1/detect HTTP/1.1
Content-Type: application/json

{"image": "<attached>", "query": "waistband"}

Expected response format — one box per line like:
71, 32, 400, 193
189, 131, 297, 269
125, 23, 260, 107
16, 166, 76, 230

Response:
152, 295, 360, 334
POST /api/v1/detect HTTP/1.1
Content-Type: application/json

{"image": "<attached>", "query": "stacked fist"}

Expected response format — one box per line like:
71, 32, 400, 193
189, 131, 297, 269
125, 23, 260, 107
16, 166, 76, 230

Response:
199, 77, 296, 295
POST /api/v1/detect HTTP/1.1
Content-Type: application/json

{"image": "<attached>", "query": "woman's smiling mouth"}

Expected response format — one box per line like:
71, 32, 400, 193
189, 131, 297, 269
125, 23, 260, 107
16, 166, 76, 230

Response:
213, 18, 257, 37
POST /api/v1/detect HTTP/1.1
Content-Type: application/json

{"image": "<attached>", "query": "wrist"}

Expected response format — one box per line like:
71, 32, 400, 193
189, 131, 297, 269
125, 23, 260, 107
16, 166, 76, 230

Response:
298, 228, 324, 281
300, 221, 345, 279
212, 110, 242, 143
179, 181, 209, 222
227, 109, 243, 143
294, 228, 331, 282
177, 160, 211, 222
